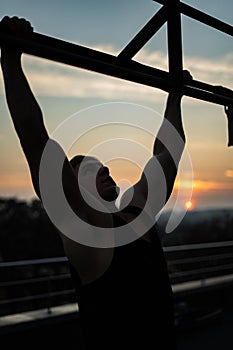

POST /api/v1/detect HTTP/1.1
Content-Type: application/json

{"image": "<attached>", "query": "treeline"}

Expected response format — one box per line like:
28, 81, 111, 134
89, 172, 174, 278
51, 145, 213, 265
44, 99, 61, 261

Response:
159, 208, 233, 246
0, 197, 233, 261
0, 198, 65, 261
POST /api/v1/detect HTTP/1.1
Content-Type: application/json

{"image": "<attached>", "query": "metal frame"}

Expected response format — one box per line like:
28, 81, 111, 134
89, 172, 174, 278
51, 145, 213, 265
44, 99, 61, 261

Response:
0, 0, 233, 107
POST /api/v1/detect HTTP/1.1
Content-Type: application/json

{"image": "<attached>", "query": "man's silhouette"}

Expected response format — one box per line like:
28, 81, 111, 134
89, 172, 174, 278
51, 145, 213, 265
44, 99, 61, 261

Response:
1, 15, 196, 350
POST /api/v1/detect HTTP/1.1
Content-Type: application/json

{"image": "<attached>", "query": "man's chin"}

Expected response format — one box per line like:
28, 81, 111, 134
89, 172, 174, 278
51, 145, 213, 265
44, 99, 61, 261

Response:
101, 186, 119, 202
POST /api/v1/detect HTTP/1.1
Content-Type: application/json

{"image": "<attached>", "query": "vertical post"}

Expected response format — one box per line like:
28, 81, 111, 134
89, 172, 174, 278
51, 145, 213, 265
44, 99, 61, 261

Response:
167, 0, 183, 91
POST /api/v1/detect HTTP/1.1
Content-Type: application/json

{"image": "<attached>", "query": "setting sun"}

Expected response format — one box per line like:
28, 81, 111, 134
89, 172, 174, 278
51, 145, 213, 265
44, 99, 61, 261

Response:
184, 200, 194, 211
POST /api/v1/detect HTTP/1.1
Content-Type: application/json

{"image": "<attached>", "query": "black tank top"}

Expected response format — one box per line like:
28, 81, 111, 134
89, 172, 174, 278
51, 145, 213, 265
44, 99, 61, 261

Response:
69, 209, 176, 349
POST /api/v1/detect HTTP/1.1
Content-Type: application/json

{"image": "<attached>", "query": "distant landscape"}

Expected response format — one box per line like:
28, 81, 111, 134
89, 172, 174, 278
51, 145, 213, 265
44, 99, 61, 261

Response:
0, 197, 65, 262
0, 197, 233, 320
0, 197, 233, 262
158, 207, 233, 247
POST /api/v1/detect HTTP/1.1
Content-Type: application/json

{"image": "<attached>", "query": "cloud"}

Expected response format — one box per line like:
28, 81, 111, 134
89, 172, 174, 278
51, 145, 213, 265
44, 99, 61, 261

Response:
225, 169, 233, 178
194, 180, 233, 191
184, 53, 233, 89
0, 172, 30, 187
174, 178, 233, 191
137, 50, 233, 89
15, 52, 164, 102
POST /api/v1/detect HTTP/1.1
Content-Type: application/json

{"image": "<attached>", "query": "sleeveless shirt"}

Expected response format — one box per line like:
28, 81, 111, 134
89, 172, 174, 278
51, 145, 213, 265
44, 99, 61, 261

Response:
69, 208, 176, 349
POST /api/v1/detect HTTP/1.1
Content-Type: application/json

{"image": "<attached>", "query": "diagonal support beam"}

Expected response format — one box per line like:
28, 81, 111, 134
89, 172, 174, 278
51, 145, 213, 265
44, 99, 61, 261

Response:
118, 5, 167, 60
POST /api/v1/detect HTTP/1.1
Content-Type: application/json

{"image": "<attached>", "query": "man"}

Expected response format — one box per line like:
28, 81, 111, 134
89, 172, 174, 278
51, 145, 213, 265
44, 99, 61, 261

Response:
1, 16, 194, 349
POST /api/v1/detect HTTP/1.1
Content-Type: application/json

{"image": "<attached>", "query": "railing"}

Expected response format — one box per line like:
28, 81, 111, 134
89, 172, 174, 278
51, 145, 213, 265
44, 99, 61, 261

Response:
165, 240, 233, 284
1, 241, 233, 318
0, 257, 75, 317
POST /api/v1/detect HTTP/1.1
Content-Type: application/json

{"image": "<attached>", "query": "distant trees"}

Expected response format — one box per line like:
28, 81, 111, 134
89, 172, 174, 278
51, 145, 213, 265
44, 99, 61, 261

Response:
0, 197, 233, 261
160, 209, 233, 246
0, 198, 65, 261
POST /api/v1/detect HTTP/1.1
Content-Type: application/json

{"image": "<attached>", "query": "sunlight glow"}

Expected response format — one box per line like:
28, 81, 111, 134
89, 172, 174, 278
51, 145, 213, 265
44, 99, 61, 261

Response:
184, 200, 194, 211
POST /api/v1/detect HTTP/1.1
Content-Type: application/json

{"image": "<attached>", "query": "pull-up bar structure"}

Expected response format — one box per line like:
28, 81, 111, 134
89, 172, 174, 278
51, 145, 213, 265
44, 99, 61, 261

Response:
0, 1, 233, 108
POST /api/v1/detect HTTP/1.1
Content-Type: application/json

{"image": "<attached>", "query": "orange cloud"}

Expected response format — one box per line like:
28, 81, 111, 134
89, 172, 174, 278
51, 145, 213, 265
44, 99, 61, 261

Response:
0, 173, 31, 188
225, 170, 233, 178
175, 179, 233, 191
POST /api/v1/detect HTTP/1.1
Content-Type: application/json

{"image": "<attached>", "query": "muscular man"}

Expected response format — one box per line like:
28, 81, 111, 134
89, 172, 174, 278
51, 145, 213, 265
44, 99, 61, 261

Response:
1, 16, 194, 349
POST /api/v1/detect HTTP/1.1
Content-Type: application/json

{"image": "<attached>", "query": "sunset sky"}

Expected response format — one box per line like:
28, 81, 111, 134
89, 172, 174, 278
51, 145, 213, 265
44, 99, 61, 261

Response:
0, 0, 233, 211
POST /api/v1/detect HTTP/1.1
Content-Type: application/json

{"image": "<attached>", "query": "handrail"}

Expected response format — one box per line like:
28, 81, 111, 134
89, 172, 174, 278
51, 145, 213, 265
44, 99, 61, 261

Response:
1, 241, 233, 318
1, 240, 233, 269
1, 240, 233, 296
0, 256, 68, 268
163, 240, 233, 252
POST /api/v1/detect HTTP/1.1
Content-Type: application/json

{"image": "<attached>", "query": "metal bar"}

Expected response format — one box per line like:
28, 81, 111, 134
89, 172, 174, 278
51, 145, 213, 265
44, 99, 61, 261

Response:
169, 252, 233, 265
132, 61, 233, 96
154, 0, 233, 36
184, 86, 233, 106
0, 289, 75, 305
180, 2, 233, 37
170, 262, 233, 278
0, 30, 233, 106
167, 0, 183, 88
0, 31, 173, 91
0, 256, 68, 268
0, 273, 70, 287
164, 240, 233, 253
118, 5, 167, 60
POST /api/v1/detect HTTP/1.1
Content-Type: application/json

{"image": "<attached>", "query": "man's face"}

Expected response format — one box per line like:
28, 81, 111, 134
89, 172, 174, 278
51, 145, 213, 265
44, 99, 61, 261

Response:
74, 158, 118, 202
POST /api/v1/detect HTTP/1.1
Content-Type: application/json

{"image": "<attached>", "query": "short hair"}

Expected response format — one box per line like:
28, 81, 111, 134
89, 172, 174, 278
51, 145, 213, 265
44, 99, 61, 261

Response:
69, 155, 99, 169
70, 155, 85, 169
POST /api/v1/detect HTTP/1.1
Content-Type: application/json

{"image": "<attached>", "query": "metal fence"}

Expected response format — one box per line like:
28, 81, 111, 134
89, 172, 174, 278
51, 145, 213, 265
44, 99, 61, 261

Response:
1, 241, 233, 318
0, 257, 75, 317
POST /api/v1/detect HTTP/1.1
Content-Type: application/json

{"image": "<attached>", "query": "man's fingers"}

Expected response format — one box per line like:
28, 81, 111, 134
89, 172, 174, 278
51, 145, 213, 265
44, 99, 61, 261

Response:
182, 69, 193, 85
0, 16, 11, 30
0, 16, 33, 34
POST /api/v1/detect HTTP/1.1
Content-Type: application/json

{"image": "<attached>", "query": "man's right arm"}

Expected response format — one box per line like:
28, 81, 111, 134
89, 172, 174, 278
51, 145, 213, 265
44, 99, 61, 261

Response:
0, 17, 113, 232
1, 17, 115, 283
1, 48, 49, 198
0, 18, 84, 215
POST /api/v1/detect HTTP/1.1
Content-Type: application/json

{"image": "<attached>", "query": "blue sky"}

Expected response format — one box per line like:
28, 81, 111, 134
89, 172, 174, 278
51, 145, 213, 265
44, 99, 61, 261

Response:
0, 0, 233, 210
1, 0, 232, 55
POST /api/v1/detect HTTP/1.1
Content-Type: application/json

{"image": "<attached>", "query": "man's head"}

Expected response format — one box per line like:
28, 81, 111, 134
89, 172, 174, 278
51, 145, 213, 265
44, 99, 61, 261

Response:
70, 155, 119, 202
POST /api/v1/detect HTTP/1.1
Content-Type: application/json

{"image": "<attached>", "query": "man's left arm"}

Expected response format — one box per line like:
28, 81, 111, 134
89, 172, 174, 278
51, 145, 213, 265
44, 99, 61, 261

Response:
120, 70, 193, 215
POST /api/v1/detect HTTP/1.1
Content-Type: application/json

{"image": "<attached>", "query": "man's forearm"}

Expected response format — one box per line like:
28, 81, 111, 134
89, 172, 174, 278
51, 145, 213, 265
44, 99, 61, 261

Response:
153, 93, 185, 156
1, 50, 46, 135
1, 49, 49, 198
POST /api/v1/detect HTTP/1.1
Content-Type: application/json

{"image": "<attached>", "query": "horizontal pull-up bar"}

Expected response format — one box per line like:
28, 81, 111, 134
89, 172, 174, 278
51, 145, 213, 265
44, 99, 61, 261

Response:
154, 0, 233, 37
0, 30, 233, 108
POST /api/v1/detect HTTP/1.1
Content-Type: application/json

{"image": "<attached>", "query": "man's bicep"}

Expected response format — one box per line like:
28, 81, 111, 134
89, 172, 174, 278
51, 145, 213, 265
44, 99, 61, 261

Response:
21, 134, 114, 227
34, 139, 82, 212
18, 128, 49, 198
20, 134, 81, 210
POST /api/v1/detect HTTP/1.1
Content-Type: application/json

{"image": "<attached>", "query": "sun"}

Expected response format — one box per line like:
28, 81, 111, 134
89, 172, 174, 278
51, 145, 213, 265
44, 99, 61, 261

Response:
184, 200, 194, 211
